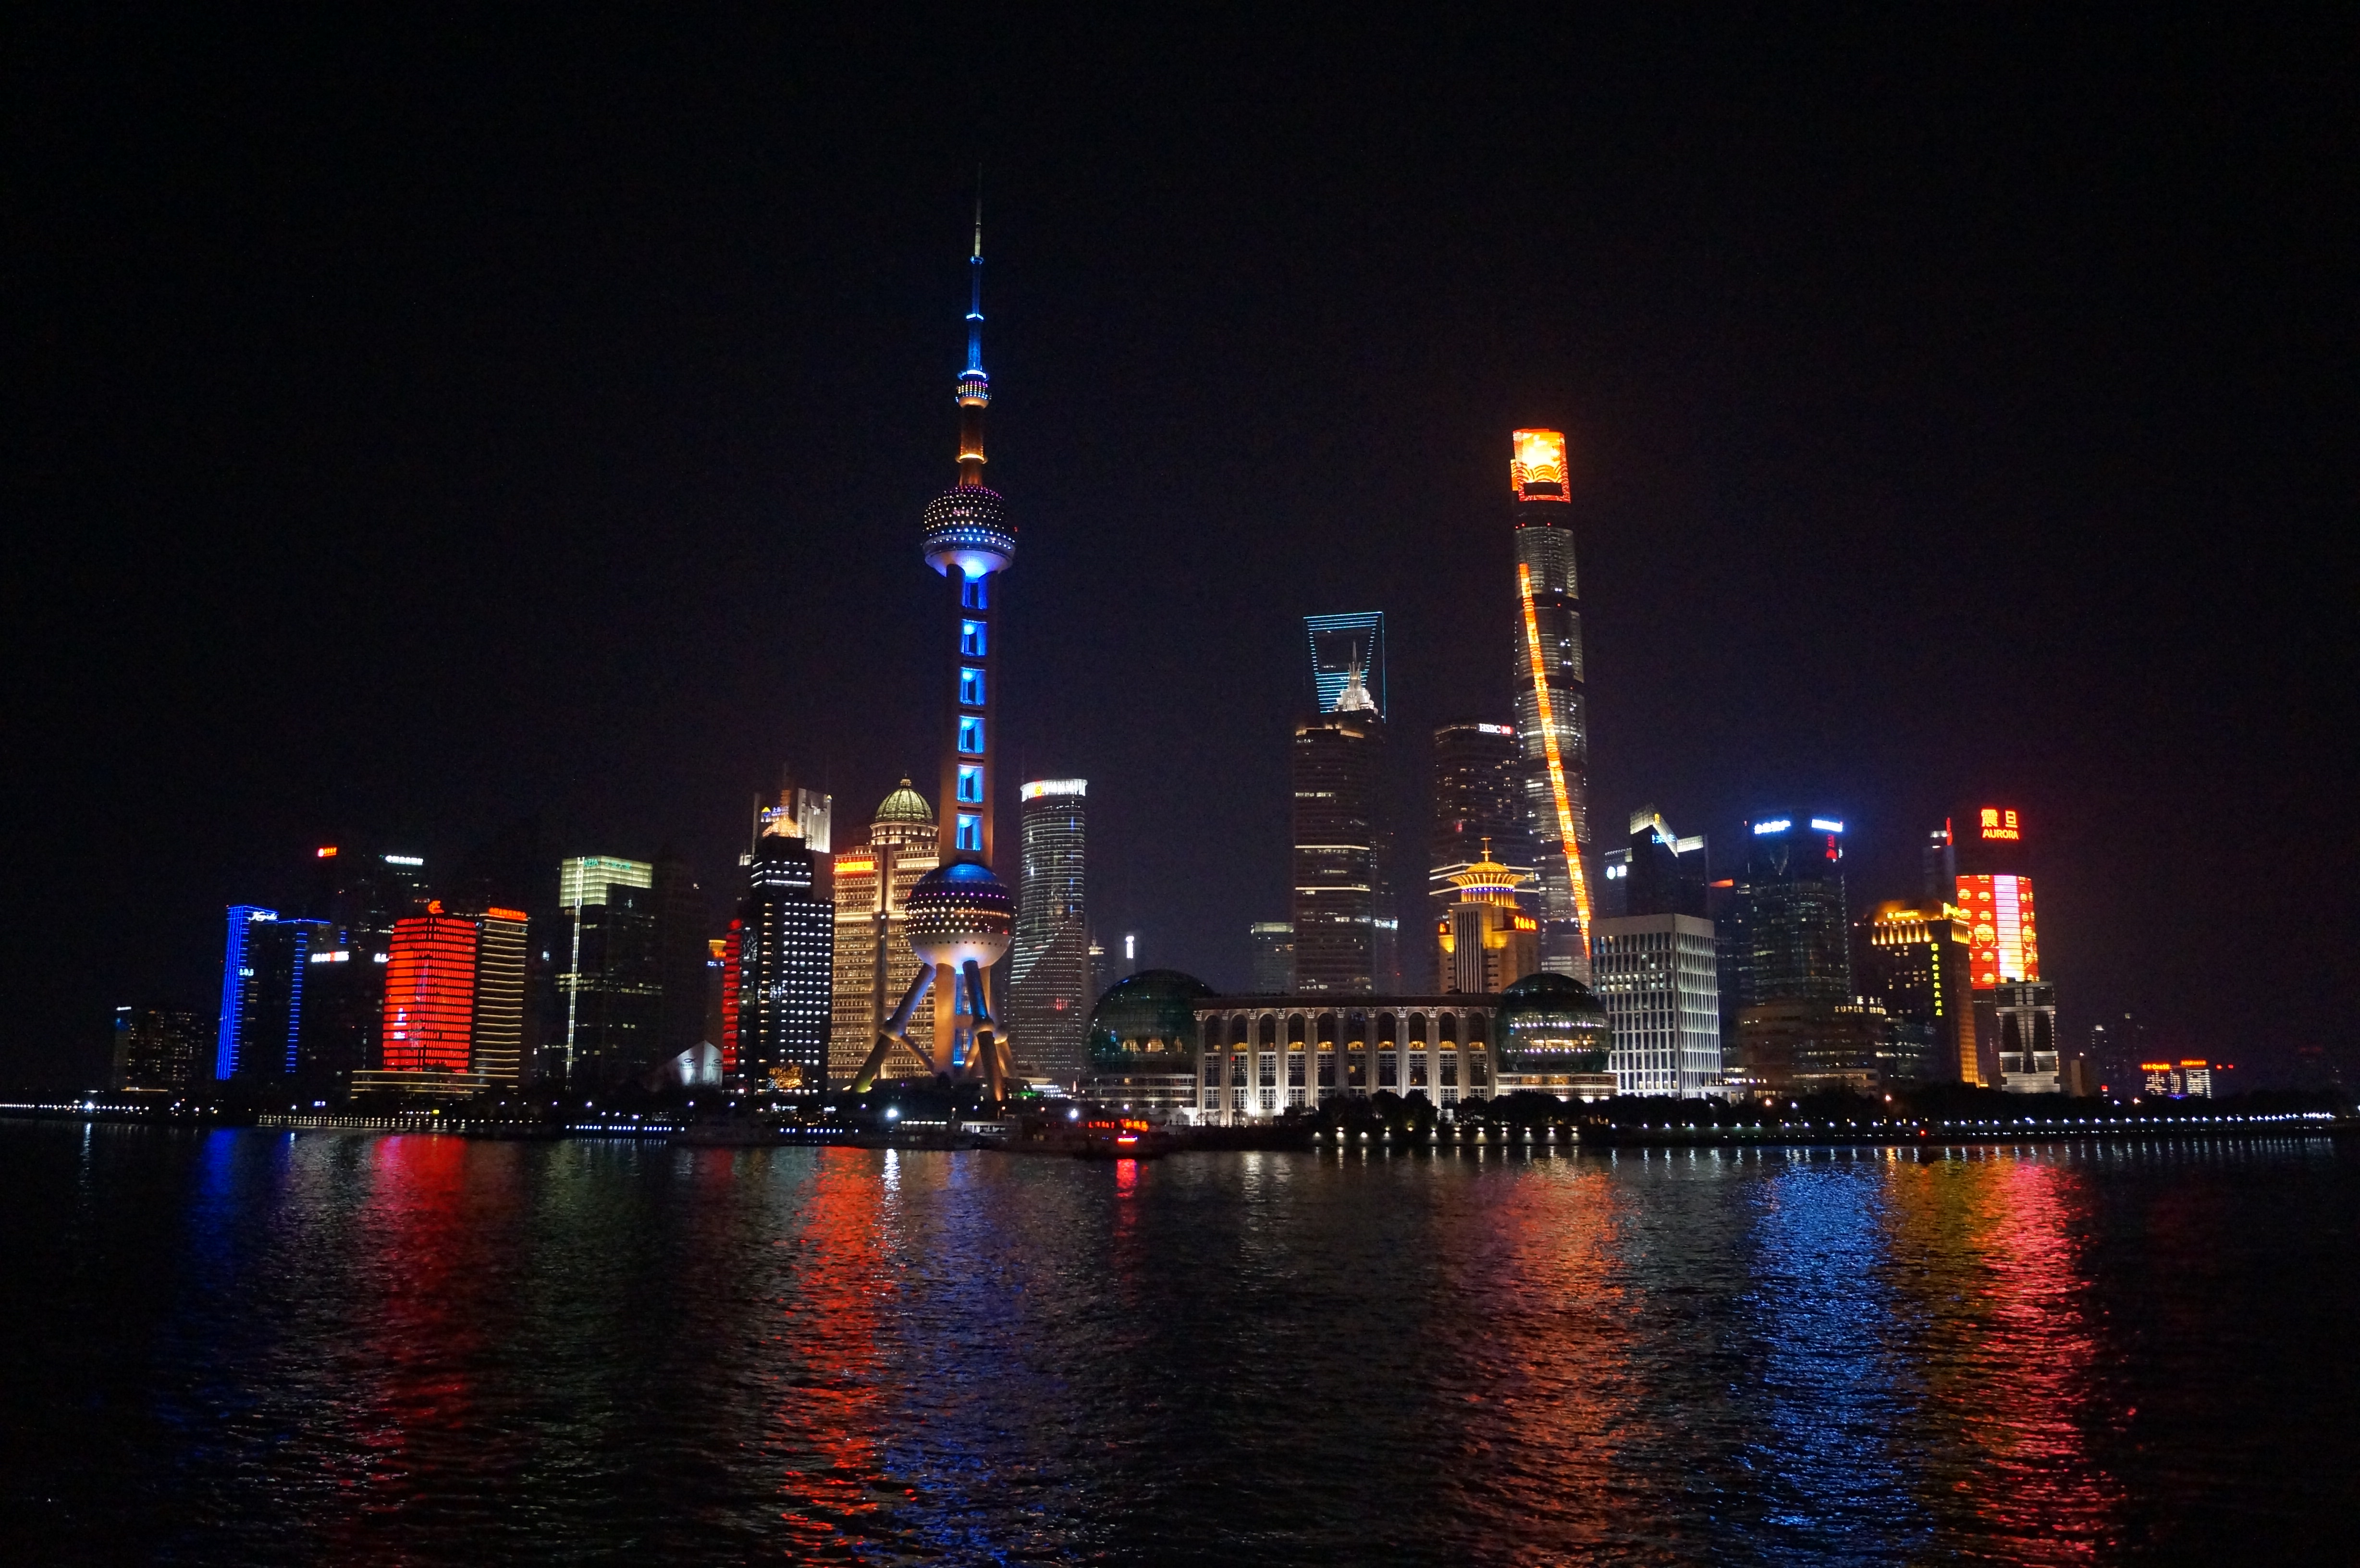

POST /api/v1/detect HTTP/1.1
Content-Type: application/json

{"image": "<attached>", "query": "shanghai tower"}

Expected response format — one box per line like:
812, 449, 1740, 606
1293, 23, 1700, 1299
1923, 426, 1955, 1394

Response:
1508, 429, 1595, 980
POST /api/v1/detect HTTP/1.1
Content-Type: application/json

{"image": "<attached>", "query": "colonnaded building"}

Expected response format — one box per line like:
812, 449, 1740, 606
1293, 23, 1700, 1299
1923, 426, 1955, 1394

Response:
1084, 970, 1617, 1125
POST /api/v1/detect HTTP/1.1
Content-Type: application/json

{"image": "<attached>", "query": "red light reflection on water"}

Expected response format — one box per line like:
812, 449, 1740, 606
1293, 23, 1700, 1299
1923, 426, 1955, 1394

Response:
1888, 1153, 2121, 1559
768, 1147, 897, 1557
345, 1134, 492, 1519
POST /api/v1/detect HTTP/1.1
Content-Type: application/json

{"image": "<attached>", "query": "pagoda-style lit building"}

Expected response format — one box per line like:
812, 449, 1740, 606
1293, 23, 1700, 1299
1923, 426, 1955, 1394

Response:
1436, 839, 1540, 994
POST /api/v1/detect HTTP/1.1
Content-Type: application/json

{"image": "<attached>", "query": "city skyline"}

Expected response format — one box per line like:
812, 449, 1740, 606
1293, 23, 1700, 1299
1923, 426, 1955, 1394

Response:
8, 15, 2347, 1092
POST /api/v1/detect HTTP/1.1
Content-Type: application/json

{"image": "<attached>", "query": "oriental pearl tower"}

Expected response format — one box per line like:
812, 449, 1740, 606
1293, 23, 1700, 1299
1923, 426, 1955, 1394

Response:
854, 203, 1018, 1099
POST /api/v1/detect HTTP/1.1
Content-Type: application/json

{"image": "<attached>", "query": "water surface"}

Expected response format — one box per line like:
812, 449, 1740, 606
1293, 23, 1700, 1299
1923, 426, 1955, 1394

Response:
2, 1124, 2352, 1564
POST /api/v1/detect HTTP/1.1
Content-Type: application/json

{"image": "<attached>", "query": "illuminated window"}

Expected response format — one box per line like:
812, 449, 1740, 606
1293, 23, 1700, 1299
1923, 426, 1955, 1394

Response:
959, 667, 986, 706
958, 717, 984, 755
960, 620, 987, 657
961, 574, 989, 610
956, 765, 983, 804
956, 814, 982, 852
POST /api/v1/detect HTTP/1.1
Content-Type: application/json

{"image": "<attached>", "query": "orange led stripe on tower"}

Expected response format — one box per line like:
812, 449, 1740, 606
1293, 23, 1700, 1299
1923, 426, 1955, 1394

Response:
1517, 561, 1593, 963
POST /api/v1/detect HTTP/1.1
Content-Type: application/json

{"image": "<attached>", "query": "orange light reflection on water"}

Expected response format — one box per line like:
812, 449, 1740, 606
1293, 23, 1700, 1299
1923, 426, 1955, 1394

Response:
1426, 1161, 1657, 1549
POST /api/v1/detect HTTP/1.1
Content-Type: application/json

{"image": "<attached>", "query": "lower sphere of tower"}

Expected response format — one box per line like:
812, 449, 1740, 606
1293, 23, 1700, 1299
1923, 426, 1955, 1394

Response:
905, 860, 1013, 970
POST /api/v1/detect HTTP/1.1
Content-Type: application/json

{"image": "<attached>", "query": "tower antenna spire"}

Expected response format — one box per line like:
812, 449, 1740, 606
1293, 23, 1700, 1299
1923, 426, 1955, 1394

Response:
965, 170, 986, 382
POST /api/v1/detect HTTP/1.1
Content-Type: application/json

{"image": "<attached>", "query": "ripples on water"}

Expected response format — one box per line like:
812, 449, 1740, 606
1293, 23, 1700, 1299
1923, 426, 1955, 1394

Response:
1, 1126, 2353, 1565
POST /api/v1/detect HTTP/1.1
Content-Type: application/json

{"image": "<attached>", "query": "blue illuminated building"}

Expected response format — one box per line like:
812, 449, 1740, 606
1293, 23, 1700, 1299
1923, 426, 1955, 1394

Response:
214, 905, 328, 1080
1304, 612, 1387, 718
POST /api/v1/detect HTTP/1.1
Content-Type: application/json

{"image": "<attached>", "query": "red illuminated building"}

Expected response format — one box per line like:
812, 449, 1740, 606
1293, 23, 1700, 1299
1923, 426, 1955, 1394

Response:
1955, 807, 2038, 988
379, 911, 479, 1074
1954, 805, 2059, 1092
720, 918, 743, 1077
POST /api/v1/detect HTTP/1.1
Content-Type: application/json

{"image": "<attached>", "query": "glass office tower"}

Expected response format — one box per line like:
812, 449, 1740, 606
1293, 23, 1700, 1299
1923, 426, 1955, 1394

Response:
1009, 779, 1090, 1085
1291, 658, 1385, 993
738, 831, 833, 1095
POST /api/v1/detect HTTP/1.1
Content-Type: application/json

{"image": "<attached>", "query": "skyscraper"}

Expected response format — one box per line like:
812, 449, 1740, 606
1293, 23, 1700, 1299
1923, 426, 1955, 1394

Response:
111, 1005, 200, 1093
1436, 842, 1540, 994
1291, 658, 1384, 993
829, 781, 939, 1085
556, 855, 660, 1086
469, 908, 529, 1087
1730, 815, 1853, 1006
1247, 921, 1294, 993
1428, 721, 1529, 935
1726, 815, 1867, 1093
1921, 823, 1957, 905
1592, 914, 1721, 1097
1613, 807, 1710, 919
214, 905, 328, 1081
1856, 900, 1984, 1085
1506, 429, 1594, 980
717, 925, 743, 1077
376, 910, 479, 1080
1305, 612, 1388, 718
651, 857, 712, 1067
738, 828, 833, 1095
1589, 807, 1718, 1097
1009, 778, 1090, 1085
1954, 804, 2056, 1092
758, 776, 833, 851
297, 847, 428, 1091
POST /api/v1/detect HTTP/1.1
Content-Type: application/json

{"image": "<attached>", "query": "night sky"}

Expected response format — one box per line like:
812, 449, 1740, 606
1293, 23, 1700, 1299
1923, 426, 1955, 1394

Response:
7, 12, 2352, 1090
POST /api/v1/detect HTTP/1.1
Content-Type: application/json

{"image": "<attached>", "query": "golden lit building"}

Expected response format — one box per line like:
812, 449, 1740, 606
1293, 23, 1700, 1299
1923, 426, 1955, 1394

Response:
1434, 840, 1540, 994
1858, 900, 1987, 1085
828, 780, 939, 1082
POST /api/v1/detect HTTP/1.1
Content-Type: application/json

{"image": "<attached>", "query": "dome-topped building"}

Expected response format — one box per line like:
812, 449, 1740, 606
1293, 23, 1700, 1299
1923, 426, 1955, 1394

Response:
826, 781, 940, 1087
1087, 970, 1217, 1073
870, 778, 935, 855
1082, 970, 1214, 1114
1491, 971, 1616, 1100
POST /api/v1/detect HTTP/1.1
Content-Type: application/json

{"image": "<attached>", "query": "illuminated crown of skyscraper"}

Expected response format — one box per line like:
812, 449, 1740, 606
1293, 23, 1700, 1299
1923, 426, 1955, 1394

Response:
1448, 838, 1528, 906
1335, 650, 1378, 714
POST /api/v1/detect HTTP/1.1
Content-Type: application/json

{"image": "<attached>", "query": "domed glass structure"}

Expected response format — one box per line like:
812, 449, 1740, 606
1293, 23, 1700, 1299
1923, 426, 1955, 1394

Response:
1492, 971, 1613, 1079
1086, 970, 1214, 1073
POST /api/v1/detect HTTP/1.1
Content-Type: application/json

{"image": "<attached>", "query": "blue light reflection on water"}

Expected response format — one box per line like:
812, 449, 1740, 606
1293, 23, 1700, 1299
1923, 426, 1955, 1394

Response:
1742, 1153, 1930, 1562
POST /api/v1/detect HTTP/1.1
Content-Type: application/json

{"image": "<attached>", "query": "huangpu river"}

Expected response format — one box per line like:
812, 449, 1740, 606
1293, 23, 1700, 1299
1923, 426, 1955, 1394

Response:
2, 1123, 2354, 1564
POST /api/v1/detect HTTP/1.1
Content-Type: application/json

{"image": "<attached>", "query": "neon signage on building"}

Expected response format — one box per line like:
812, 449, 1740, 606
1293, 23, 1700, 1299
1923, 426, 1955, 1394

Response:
1958, 873, 2039, 987
1510, 429, 1570, 504
1979, 806, 2022, 842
